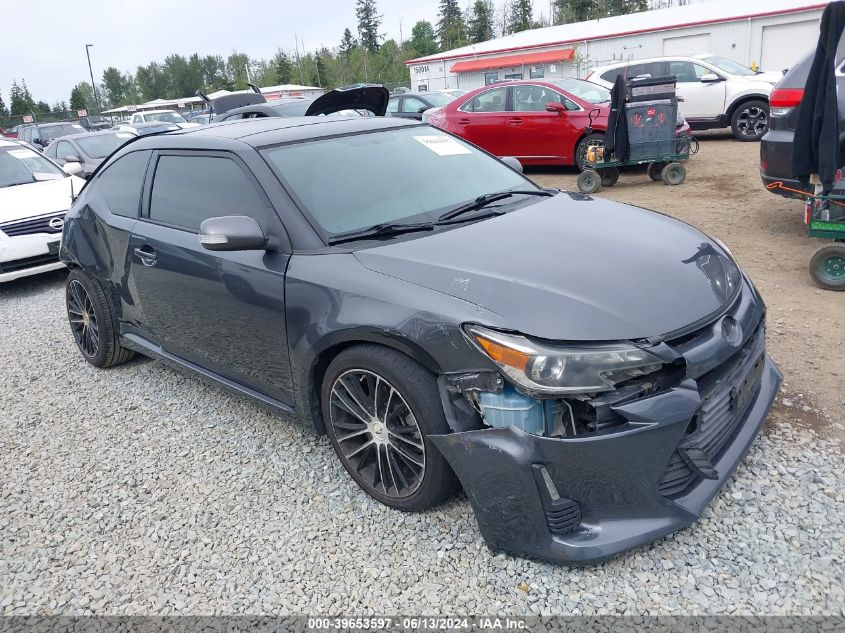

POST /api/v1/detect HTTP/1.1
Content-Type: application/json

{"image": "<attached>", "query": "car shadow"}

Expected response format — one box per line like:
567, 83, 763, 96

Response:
0, 268, 68, 298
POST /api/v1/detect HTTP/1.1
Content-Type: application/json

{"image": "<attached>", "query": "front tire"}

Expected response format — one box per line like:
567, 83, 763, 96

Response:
321, 345, 458, 511
730, 100, 769, 141
65, 269, 135, 368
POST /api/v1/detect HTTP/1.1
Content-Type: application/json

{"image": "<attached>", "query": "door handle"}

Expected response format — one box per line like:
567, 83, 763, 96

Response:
134, 246, 157, 267
458, 118, 471, 125
508, 118, 524, 125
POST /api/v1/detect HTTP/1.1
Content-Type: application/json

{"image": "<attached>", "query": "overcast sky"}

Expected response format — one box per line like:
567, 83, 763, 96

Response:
2, 0, 439, 106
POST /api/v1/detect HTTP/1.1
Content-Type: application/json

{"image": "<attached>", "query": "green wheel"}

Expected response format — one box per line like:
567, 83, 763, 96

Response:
577, 169, 601, 194
661, 162, 686, 186
809, 244, 845, 291
600, 167, 619, 187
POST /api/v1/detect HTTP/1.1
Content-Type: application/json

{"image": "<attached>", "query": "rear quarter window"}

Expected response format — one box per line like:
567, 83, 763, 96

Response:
96, 151, 151, 218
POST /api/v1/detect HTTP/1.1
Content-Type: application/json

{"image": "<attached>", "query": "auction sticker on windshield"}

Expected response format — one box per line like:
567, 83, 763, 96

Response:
9, 149, 38, 159
414, 135, 471, 156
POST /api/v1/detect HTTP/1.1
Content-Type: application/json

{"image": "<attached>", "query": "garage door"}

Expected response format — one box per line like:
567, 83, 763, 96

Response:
663, 33, 711, 56
761, 20, 818, 73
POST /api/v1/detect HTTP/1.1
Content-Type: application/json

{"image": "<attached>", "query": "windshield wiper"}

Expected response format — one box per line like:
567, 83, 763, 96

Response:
437, 189, 552, 223
327, 221, 435, 245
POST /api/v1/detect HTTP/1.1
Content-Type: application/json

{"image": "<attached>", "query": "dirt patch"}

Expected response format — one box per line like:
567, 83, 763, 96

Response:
527, 130, 844, 440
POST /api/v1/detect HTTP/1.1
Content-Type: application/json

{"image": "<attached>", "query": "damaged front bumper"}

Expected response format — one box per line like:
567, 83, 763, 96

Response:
432, 314, 782, 565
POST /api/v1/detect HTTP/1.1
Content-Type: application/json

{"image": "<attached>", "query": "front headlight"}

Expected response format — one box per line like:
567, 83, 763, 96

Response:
464, 325, 663, 394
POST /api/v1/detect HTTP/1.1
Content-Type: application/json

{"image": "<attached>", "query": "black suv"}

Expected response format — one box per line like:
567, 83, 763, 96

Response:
760, 38, 845, 198
17, 121, 87, 149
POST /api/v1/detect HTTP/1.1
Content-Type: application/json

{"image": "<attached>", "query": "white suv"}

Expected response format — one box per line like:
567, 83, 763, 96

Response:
129, 109, 198, 128
587, 54, 782, 141
0, 139, 86, 282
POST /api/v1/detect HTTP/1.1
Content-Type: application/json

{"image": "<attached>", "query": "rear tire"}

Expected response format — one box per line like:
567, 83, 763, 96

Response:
809, 244, 845, 291
648, 162, 666, 182
600, 167, 619, 187
321, 345, 458, 512
65, 269, 135, 368
730, 100, 769, 141
577, 169, 602, 194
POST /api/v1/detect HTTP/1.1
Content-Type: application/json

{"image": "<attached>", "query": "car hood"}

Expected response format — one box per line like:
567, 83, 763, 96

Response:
0, 176, 84, 224
305, 83, 389, 117
354, 194, 741, 341
745, 71, 782, 84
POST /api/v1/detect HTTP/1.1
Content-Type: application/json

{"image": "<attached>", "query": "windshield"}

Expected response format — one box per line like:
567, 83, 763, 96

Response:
42, 124, 86, 140
0, 146, 65, 188
550, 79, 610, 103
273, 101, 311, 116
145, 111, 187, 123
76, 132, 135, 158
263, 126, 533, 237
702, 56, 756, 76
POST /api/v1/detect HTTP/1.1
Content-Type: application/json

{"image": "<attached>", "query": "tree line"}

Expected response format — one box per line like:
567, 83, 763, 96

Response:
2, 0, 652, 119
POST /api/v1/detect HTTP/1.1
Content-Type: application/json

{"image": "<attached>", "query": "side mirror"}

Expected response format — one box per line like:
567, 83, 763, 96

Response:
63, 162, 84, 177
501, 156, 523, 173
545, 102, 566, 114
700, 73, 722, 83
64, 154, 82, 163
199, 215, 267, 252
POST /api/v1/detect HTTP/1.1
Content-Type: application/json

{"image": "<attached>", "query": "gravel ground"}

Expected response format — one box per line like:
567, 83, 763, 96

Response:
1, 267, 844, 616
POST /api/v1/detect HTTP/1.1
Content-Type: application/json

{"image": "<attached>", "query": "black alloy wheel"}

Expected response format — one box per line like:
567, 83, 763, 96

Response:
329, 368, 426, 498
67, 279, 99, 359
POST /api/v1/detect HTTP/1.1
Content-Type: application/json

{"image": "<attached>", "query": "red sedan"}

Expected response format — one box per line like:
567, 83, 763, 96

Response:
425, 78, 611, 170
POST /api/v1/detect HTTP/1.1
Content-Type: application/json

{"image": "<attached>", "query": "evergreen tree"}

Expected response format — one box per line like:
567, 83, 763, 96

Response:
35, 100, 50, 113
340, 28, 357, 59
410, 20, 438, 56
69, 82, 95, 110
468, 1, 495, 43
10, 81, 28, 116
437, 0, 466, 50
0, 90, 8, 117
508, 0, 533, 33
312, 51, 327, 87
356, 0, 382, 52
271, 50, 293, 84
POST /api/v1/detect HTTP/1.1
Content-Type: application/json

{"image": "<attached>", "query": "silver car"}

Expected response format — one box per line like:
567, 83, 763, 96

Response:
43, 129, 137, 178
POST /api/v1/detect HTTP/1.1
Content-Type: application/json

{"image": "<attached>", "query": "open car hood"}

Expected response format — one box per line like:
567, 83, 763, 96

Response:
211, 92, 267, 116
304, 84, 389, 117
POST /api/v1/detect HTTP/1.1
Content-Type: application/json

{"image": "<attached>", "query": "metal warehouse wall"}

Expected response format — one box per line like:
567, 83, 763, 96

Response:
410, 7, 823, 91
582, 8, 822, 73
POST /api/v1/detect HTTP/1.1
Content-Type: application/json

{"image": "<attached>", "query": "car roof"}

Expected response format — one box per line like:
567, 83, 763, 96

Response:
0, 138, 21, 148
121, 116, 420, 152
592, 55, 705, 70
62, 129, 127, 141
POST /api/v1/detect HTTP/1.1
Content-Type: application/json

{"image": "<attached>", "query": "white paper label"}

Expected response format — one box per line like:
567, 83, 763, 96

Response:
413, 135, 471, 156
9, 149, 38, 159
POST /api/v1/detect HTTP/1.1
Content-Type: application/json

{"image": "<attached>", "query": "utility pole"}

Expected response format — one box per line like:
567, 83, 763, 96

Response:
85, 44, 101, 111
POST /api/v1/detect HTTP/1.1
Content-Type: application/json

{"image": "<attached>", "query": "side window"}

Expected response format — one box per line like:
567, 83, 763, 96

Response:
600, 68, 624, 84
463, 87, 508, 113
484, 72, 498, 85
512, 85, 564, 112
401, 96, 428, 113
149, 155, 268, 232
132, 114, 141, 124
669, 61, 710, 82
44, 142, 59, 158
387, 97, 401, 113
629, 62, 666, 79
97, 151, 151, 218
55, 141, 74, 159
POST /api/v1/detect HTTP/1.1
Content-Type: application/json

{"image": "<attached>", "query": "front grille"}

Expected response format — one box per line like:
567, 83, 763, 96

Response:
0, 212, 65, 237
0, 252, 60, 274
658, 324, 766, 497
